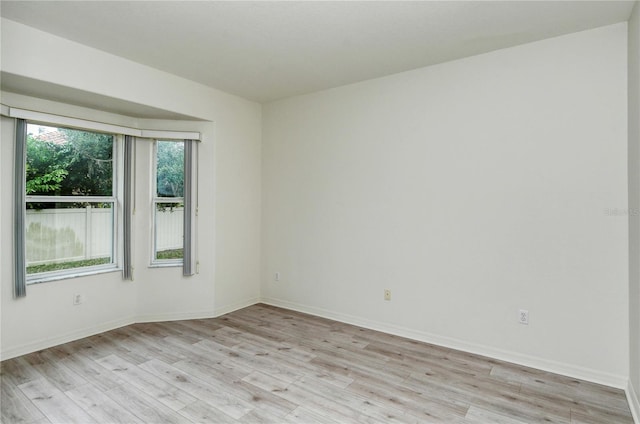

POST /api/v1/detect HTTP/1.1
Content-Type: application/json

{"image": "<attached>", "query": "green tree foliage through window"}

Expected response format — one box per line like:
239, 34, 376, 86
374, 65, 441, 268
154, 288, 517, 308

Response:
25, 135, 68, 195
58, 128, 113, 196
25, 125, 113, 207
156, 141, 184, 198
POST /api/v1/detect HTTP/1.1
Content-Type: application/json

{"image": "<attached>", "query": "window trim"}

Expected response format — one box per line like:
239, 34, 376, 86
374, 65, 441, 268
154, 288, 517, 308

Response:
26, 263, 123, 285
7, 107, 201, 140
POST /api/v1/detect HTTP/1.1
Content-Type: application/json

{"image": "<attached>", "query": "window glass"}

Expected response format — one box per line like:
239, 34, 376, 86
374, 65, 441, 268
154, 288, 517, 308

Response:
156, 140, 184, 197
154, 202, 184, 261
153, 140, 184, 264
25, 124, 116, 278
26, 203, 113, 274
27, 125, 113, 196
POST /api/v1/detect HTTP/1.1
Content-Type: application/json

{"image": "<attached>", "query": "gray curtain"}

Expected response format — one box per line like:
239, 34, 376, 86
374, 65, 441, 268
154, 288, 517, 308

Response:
122, 135, 134, 280
183, 139, 196, 276
14, 119, 27, 297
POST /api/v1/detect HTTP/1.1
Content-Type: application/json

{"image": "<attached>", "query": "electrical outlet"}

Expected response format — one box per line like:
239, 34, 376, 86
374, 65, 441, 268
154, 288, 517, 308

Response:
384, 289, 391, 301
518, 309, 529, 325
275, 272, 280, 282
73, 294, 84, 305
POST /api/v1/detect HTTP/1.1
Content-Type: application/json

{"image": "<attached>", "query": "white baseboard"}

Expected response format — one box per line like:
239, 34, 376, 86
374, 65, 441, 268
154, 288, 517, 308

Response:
0, 311, 219, 359
627, 380, 640, 424
135, 309, 217, 323
261, 297, 628, 390
0, 316, 135, 361
0, 298, 261, 360
214, 296, 261, 317
135, 297, 261, 323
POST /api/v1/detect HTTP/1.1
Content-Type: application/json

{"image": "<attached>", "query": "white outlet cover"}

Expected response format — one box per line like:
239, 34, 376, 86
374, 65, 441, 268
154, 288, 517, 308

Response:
518, 309, 529, 325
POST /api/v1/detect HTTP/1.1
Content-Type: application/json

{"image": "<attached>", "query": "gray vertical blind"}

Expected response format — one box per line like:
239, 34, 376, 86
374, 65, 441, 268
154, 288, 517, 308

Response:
122, 135, 134, 280
14, 119, 27, 298
183, 139, 196, 276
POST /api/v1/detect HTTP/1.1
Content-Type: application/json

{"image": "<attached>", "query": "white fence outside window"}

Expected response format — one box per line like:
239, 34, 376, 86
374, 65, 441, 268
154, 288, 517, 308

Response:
26, 206, 183, 265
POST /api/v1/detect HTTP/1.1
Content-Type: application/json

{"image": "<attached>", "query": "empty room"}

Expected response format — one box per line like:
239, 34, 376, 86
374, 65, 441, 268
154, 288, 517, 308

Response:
1, 1, 640, 423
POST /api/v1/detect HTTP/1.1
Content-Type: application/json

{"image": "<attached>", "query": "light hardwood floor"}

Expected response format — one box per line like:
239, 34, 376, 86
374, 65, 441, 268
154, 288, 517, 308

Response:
1, 304, 634, 423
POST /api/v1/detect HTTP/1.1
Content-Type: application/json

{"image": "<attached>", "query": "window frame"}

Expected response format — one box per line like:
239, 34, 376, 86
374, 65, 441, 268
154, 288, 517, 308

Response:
24, 122, 123, 284
150, 138, 185, 267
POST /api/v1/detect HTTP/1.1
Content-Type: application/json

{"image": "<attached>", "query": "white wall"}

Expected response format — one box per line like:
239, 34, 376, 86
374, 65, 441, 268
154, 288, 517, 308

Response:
0, 19, 262, 358
0, 14, 633, 396
628, 1, 640, 417
262, 23, 629, 386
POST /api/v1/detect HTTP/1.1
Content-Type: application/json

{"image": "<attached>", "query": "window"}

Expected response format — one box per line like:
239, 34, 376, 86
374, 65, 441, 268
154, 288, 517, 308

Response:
11, 107, 199, 296
152, 140, 184, 265
24, 123, 120, 280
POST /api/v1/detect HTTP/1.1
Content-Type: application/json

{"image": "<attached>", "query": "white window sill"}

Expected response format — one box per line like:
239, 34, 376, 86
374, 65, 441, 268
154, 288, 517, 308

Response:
26, 265, 122, 285
149, 261, 183, 269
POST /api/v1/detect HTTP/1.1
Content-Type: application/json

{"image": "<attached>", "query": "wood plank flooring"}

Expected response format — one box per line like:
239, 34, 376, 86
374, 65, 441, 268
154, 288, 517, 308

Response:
1, 304, 633, 423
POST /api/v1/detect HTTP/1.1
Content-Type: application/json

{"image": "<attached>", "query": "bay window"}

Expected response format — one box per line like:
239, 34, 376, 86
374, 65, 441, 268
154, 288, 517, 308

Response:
10, 106, 200, 297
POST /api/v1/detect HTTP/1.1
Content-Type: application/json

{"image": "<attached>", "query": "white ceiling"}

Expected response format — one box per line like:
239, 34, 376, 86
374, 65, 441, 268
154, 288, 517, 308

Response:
0, 1, 635, 103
